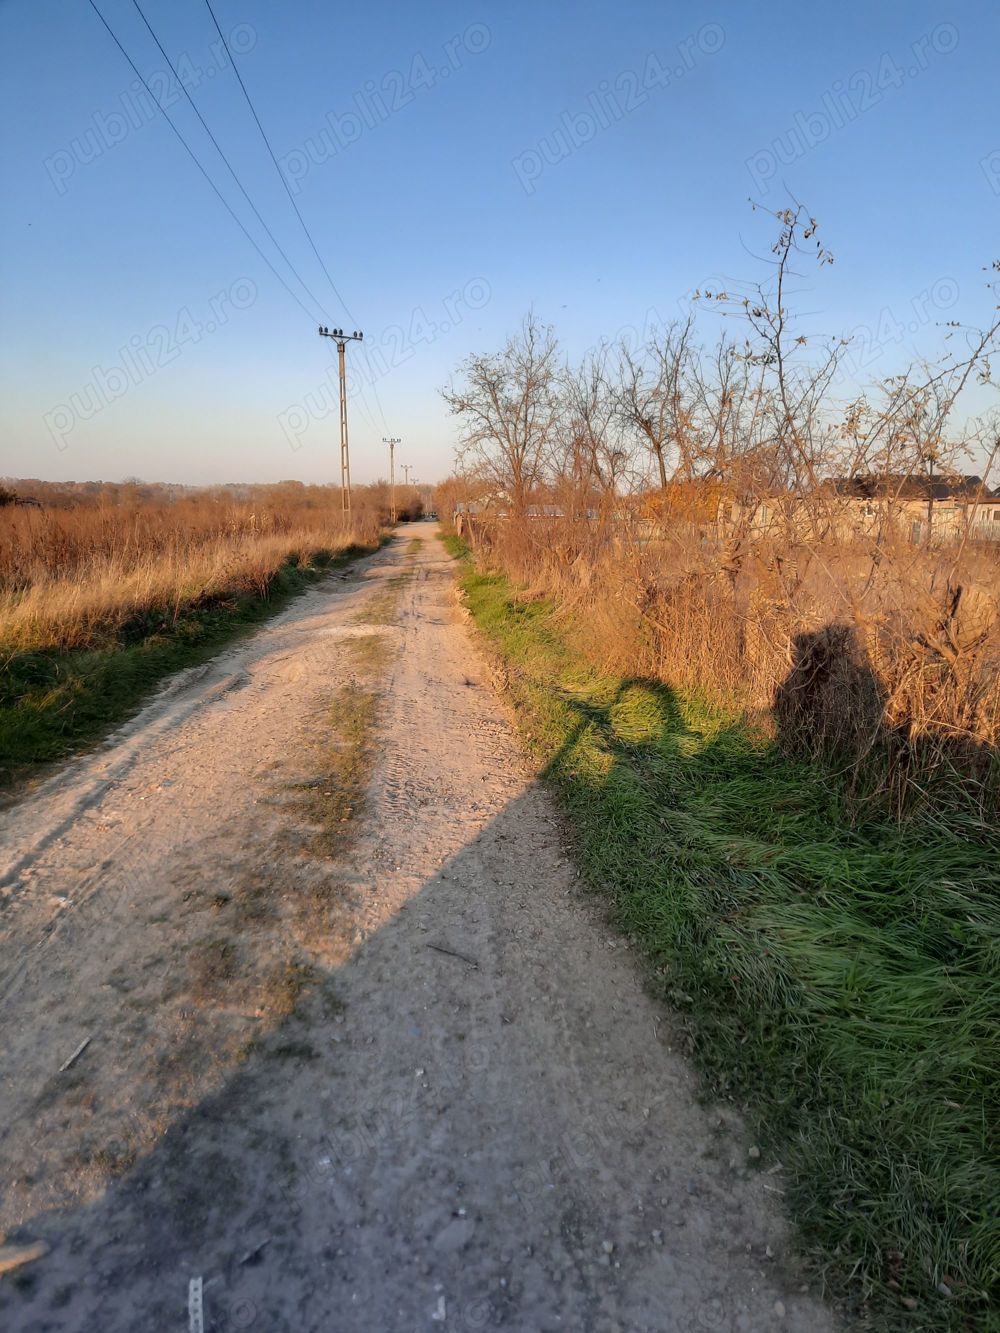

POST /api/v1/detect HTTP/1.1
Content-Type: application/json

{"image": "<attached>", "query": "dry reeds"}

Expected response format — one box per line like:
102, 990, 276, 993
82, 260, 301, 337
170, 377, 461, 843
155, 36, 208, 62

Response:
0, 483, 385, 651
473, 512, 1000, 813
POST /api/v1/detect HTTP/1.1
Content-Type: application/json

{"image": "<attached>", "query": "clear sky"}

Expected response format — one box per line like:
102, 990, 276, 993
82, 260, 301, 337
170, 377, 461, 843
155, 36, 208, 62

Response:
2, 0, 998, 486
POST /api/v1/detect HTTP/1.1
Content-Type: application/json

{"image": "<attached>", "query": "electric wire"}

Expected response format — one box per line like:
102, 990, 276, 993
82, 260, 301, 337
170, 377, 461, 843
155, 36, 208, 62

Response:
89, 0, 383, 442
86, 0, 323, 326
202, 0, 390, 433
131, 0, 329, 327
202, 0, 353, 324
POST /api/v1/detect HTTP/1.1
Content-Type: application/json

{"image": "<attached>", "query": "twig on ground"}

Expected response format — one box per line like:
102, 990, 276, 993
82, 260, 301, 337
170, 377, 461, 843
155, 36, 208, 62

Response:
238, 1237, 271, 1266
59, 1036, 91, 1073
427, 943, 479, 969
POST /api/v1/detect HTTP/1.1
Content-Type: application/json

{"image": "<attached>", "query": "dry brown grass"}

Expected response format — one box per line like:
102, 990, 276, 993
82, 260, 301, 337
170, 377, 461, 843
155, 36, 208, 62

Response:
472, 513, 1000, 814
0, 482, 386, 651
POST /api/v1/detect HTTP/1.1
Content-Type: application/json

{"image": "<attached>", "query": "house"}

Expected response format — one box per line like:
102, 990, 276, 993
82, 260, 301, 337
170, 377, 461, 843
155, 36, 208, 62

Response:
970, 493, 1000, 540
831, 474, 1000, 542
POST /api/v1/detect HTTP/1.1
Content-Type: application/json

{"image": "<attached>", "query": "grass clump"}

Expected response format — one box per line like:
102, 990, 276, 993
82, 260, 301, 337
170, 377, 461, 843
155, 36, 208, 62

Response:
295, 682, 380, 860
460, 563, 1000, 1331
441, 533, 470, 560
352, 567, 414, 627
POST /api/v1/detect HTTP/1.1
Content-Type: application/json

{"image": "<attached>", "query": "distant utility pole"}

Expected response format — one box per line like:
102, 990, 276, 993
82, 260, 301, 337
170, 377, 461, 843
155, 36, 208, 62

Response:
383, 436, 401, 522
401, 463, 414, 486
318, 326, 364, 515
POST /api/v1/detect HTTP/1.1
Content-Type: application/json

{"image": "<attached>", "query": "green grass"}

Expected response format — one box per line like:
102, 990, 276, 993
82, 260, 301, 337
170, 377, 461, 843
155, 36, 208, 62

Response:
441, 533, 470, 560
459, 562, 1000, 1331
0, 542, 380, 790
293, 680, 380, 859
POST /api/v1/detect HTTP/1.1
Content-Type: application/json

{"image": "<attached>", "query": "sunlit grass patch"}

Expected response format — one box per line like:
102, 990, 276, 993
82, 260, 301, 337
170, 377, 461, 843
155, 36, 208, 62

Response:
352, 561, 415, 627
292, 682, 380, 861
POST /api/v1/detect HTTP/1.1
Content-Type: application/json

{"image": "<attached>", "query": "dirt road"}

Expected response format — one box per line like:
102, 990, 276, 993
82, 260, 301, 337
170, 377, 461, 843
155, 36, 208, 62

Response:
0, 526, 835, 1332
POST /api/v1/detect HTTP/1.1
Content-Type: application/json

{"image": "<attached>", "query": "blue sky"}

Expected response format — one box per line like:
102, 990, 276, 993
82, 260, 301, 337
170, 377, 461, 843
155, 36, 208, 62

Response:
2, 0, 998, 485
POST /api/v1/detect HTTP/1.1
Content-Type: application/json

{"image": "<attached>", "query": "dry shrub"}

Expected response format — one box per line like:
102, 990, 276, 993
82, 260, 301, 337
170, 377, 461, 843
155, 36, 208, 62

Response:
476, 512, 1000, 814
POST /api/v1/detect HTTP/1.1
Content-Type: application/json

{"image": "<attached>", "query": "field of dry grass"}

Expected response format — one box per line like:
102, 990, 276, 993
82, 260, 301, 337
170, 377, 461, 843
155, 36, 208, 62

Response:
0, 480, 402, 782
0, 482, 386, 652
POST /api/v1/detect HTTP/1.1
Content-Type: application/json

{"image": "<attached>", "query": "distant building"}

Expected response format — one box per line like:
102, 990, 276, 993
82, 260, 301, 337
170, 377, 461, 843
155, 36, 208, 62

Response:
831, 474, 1000, 542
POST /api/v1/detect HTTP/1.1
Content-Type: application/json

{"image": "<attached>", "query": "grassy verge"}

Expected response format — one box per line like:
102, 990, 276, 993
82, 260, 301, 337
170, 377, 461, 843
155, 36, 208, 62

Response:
441, 533, 470, 560
458, 561, 999, 1331
0, 542, 381, 790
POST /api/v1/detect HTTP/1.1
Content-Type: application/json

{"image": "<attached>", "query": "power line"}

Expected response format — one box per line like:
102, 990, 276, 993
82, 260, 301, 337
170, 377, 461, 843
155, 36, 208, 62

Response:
131, 0, 328, 325
86, 0, 322, 325
320, 328, 377, 436
360, 340, 390, 431
142, 0, 381, 437
383, 435, 401, 522
319, 327, 365, 513
202, 0, 352, 323
90, 0, 385, 452
203, 0, 390, 433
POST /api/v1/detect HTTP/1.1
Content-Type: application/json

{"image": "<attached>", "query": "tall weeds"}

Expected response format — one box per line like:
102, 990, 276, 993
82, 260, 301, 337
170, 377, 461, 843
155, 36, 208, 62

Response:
0, 483, 387, 652
474, 517, 1000, 817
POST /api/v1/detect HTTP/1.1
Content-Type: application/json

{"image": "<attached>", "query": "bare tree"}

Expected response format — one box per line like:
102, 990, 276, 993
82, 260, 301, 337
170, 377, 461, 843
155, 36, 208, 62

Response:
441, 315, 562, 518
615, 318, 698, 489
559, 348, 633, 507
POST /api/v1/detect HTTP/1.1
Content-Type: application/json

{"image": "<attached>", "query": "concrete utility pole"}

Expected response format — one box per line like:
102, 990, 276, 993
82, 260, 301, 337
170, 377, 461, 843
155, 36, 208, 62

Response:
401, 463, 414, 486
318, 326, 364, 515
383, 436, 401, 523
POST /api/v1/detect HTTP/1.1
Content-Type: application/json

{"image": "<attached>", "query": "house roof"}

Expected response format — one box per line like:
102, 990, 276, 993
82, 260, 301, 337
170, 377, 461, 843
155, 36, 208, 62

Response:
831, 474, 999, 502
